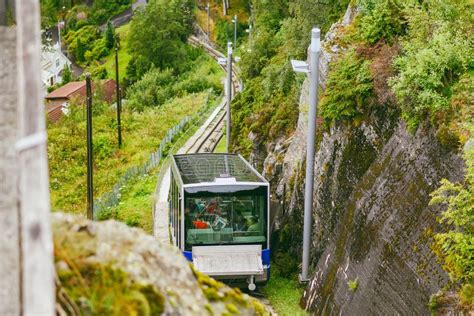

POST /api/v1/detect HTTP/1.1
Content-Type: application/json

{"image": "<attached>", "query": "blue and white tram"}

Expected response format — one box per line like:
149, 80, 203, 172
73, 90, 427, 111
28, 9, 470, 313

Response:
169, 153, 270, 290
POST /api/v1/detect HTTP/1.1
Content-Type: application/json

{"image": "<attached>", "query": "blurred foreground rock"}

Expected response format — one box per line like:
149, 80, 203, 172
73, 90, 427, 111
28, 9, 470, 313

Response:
52, 213, 269, 315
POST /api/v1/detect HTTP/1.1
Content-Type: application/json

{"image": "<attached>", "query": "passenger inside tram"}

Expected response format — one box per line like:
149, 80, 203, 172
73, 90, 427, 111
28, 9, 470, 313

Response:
185, 193, 266, 248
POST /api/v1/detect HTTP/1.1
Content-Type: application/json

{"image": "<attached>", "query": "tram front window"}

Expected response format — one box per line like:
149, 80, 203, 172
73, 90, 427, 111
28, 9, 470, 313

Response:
184, 187, 267, 251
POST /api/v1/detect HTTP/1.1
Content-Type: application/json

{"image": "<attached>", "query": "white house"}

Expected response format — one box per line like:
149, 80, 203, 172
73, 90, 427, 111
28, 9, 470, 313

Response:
41, 42, 72, 93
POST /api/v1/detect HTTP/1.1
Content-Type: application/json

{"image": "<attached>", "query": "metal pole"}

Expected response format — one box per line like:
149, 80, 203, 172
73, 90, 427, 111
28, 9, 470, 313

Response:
233, 14, 237, 50
115, 47, 122, 148
226, 42, 232, 153
300, 28, 320, 282
86, 74, 94, 219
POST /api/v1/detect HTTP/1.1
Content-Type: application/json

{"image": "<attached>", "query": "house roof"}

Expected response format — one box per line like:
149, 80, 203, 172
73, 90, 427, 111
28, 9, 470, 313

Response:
45, 81, 85, 99
46, 104, 64, 123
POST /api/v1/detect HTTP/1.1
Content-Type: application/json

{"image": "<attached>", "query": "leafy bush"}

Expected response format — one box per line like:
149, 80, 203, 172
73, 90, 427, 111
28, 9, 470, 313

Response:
320, 50, 374, 122
389, 0, 473, 130
356, 0, 405, 44
86, 38, 110, 62
430, 135, 474, 305
65, 25, 101, 63
127, 69, 176, 112
127, 52, 223, 112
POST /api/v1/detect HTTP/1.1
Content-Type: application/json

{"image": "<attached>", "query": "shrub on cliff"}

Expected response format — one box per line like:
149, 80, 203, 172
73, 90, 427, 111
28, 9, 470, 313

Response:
320, 49, 374, 122
389, 0, 473, 131
430, 131, 474, 309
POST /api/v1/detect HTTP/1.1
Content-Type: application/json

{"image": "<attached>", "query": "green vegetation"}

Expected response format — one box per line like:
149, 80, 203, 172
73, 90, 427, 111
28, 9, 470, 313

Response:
126, 0, 195, 83
389, 0, 473, 131
42, 1, 132, 81
214, 136, 226, 153
430, 131, 474, 309
101, 23, 132, 81
57, 263, 165, 315
347, 278, 359, 291
105, 20, 116, 50
320, 50, 373, 122
192, 266, 269, 315
40, 0, 132, 29
231, 0, 350, 157
47, 92, 213, 218
262, 264, 307, 315
355, 0, 405, 45
127, 53, 223, 112
318, 0, 473, 140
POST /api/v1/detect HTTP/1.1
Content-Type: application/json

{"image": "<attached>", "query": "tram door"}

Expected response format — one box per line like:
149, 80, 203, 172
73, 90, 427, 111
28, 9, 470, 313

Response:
170, 173, 182, 248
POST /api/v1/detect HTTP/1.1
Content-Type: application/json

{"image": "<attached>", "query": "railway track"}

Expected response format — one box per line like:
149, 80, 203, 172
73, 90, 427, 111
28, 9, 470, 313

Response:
185, 36, 241, 154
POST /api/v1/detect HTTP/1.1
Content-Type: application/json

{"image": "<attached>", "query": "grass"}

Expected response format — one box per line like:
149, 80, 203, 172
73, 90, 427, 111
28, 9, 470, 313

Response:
214, 134, 226, 153
48, 92, 212, 216
102, 23, 132, 80
261, 264, 308, 316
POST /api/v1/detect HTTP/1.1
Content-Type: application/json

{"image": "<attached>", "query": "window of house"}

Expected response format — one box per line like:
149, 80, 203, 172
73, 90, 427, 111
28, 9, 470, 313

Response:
56, 59, 60, 68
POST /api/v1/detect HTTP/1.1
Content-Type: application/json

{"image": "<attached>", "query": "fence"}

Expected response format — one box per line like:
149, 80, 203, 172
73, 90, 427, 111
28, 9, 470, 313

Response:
93, 91, 216, 219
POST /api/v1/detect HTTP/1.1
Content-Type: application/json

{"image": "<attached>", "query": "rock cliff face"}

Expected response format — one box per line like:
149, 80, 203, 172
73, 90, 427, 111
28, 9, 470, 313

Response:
254, 6, 465, 315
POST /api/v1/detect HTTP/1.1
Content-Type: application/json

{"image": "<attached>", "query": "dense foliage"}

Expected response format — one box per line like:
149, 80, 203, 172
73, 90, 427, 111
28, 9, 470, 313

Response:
126, 0, 195, 83
127, 53, 223, 112
319, 50, 373, 122
387, 0, 473, 131
231, 0, 350, 157
317, 0, 472, 139
430, 133, 474, 307
40, 0, 132, 29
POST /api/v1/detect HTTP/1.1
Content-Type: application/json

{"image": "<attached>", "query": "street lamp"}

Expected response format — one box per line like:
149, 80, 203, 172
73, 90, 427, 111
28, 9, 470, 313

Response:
291, 28, 321, 283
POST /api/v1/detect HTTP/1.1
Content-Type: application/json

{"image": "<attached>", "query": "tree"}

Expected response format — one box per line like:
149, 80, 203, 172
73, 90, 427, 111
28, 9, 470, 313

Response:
62, 64, 72, 84
76, 37, 86, 63
127, 0, 195, 81
105, 20, 115, 50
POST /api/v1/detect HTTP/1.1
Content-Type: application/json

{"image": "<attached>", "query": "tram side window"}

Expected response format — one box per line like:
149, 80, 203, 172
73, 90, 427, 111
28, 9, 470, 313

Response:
184, 187, 267, 250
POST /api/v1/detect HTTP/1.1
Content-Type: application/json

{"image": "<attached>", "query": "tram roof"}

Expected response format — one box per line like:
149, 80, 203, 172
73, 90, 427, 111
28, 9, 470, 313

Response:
172, 153, 267, 185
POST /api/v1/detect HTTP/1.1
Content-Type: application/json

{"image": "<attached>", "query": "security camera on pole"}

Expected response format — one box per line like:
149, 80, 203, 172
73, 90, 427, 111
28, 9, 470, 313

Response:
291, 28, 321, 283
